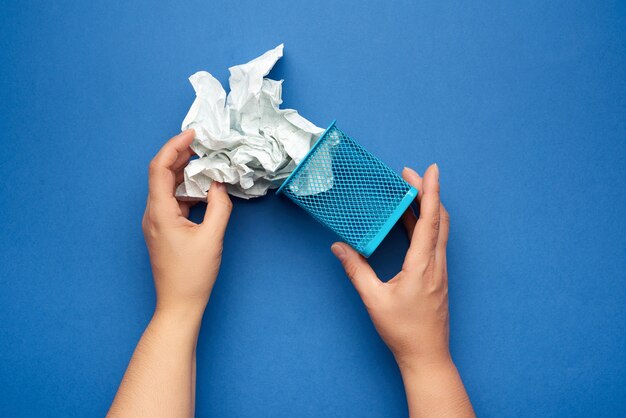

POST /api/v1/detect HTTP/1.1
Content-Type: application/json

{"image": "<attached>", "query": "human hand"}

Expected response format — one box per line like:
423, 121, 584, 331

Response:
332, 164, 474, 417
142, 129, 233, 317
332, 164, 473, 416
108, 130, 232, 417
331, 164, 450, 367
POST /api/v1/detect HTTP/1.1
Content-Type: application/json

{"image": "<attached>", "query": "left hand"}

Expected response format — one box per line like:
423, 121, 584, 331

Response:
142, 129, 233, 317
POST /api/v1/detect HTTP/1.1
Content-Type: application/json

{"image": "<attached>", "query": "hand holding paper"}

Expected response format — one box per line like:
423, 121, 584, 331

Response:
109, 130, 233, 417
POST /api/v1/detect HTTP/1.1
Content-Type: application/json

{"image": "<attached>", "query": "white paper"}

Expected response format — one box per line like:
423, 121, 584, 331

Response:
176, 44, 325, 200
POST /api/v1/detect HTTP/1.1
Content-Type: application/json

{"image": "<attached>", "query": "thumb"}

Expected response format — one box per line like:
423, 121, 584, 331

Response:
201, 182, 233, 238
331, 243, 381, 302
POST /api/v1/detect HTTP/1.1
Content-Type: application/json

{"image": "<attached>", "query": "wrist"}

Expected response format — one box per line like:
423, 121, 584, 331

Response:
396, 352, 462, 399
397, 355, 474, 417
141, 306, 204, 362
395, 350, 454, 374
153, 300, 206, 331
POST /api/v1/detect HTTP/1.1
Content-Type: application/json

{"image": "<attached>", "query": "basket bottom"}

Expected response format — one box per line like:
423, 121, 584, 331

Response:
360, 187, 418, 257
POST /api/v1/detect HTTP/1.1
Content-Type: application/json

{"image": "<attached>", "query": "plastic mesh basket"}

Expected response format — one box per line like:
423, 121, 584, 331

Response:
277, 121, 418, 257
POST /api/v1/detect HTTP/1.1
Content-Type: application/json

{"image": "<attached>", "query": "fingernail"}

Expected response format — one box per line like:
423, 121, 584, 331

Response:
331, 243, 346, 261
433, 163, 439, 180
403, 166, 419, 177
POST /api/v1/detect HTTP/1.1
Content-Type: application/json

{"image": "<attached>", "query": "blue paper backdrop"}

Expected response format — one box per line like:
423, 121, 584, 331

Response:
1, 1, 625, 416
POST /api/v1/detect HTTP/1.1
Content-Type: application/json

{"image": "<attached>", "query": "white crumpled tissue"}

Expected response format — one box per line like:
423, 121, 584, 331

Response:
175, 44, 324, 200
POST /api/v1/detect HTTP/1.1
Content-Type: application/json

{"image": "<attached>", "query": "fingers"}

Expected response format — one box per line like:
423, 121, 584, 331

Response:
331, 243, 382, 303
173, 166, 191, 217
201, 182, 233, 239
152, 129, 195, 168
400, 167, 423, 238
401, 208, 417, 239
172, 146, 196, 171
179, 201, 199, 218
148, 129, 195, 202
436, 204, 450, 255
175, 169, 185, 186
434, 203, 450, 279
403, 164, 441, 272
402, 167, 424, 201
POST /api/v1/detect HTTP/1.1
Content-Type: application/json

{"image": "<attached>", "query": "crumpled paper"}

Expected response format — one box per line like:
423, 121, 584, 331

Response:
176, 44, 324, 200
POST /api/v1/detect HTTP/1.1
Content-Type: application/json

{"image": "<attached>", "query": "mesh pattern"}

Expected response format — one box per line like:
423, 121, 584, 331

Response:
278, 123, 415, 256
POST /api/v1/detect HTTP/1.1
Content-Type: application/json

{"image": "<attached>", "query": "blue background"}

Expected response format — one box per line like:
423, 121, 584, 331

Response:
1, 0, 625, 416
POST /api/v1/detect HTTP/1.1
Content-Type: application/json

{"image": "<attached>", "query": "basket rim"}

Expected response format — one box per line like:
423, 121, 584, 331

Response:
276, 119, 337, 195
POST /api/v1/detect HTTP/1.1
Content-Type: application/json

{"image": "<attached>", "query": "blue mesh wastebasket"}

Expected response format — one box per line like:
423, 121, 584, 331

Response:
277, 120, 418, 257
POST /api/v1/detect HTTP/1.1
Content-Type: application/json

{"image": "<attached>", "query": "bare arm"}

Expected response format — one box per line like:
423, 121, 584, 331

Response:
108, 130, 232, 418
331, 164, 474, 418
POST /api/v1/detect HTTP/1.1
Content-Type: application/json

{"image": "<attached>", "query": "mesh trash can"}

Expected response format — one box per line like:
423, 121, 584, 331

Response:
277, 120, 418, 257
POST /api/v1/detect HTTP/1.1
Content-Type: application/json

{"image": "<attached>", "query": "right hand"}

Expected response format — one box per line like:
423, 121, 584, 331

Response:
331, 164, 451, 367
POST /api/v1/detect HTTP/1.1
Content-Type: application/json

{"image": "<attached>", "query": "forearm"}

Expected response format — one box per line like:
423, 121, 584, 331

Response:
398, 356, 474, 418
108, 304, 205, 418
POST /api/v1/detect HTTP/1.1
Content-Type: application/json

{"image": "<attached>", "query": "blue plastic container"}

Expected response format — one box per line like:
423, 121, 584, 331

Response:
277, 121, 418, 257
